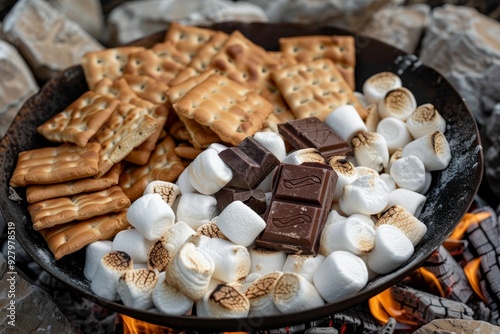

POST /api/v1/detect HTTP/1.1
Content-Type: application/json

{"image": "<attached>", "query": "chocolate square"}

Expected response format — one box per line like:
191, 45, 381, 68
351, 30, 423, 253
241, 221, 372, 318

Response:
215, 187, 267, 214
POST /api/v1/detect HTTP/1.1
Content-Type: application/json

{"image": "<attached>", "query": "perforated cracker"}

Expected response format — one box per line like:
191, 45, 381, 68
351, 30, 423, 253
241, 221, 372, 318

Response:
163, 22, 216, 63
122, 74, 170, 105
93, 77, 138, 103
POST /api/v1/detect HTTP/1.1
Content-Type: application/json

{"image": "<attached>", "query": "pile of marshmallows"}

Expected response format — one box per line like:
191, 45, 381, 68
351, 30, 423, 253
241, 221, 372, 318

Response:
85, 72, 452, 318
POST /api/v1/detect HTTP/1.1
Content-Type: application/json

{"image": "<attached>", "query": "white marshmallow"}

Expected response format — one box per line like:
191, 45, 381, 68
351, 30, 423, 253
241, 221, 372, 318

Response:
362, 72, 402, 105
273, 273, 324, 313
390, 155, 426, 192
207, 142, 229, 153
176, 168, 197, 194
282, 148, 326, 165
376, 205, 427, 246
166, 242, 215, 300
365, 104, 380, 132
406, 103, 446, 139
194, 236, 251, 282
419, 171, 432, 194
325, 105, 368, 143
402, 131, 451, 171
264, 192, 273, 207
367, 224, 414, 274
256, 166, 276, 192
127, 193, 175, 241
244, 271, 283, 317
282, 254, 325, 283
339, 174, 389, 216
152, 272, 194, 316
249, 248, 287, 276
319, 215, 375, 256
187, 148, 233, 195
351, 132, 389, 172
386, 147, 403, 173
380, 173, 397, 192
117, 269, 158, 310
253, 131, 287, 161
313, 251, 368, 303
91, 251, 133, 301
112, 229, 155, 263
378, 87, 417, 121
355, 166, 380, 178
324, 209, 347, 227
354, 91, 368, 108
202, 284, 250, 318
143, 180, 180, 206
216, 201, 266, 247
387, 188, 427, 217
328, 158, 358, 201
176, 193, 218, 230
133, 262, 148, 269
84, 240, 112, 281
376, 117, 412, 154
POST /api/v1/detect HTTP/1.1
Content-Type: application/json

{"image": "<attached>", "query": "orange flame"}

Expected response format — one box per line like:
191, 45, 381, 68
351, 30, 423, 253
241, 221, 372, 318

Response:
368, 288, 419, 326
120, 314, 181, 334
448, 212, 492, 240
464, 257, 487, 303
414, 267, 446, 297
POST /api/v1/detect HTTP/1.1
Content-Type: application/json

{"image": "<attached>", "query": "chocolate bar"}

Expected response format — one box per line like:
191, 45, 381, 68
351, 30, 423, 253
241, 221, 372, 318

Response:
255, 162, 337, 255
215, 187, 267, 214
278, 117, 353, 159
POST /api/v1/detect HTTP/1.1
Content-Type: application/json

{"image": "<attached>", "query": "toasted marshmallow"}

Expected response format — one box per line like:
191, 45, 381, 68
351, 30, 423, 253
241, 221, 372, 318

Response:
112, 229, 155, 263
319, 215, 375, 256
328, 158, 358, 201
355, 166, 380, 178
380, 173, 397, 192
406, 103, 446, 139
84, 240, 112, 281
193, 236, 251, 282
166, 242, 215, 300
187, 148, 233, 195
152, 272, 194, 315
216, 201, 266, 247
202, 284, 250, 318
143, 181, 180, 206
325, 105, 368, 143
386, 147, 403, 173
273, 273, 324, 313
313, 251, 368, 303
249, 248, 287, 276
339, 174, 389, 216
127, 193, 175, 241
387, 188, 426, 217
362, 72, 402, 105
117, 269, 158, 310
282, 254, 325, 283
390, 155, 426, 192
91, 251, 133, 301
253, 131, 287, 161
196, 221, 227, 239
176, 168, 197, 194
176, 193, 218, 230
282, 148, 326, 165
402, 131, 451, 171
365, 104, 380, 132
378, 87, 417, 121
377, 205, 427, 246
367, 224, 414, 274
376, 117, 412, 154
244, 271, 283, 316
351, 132, 389, 172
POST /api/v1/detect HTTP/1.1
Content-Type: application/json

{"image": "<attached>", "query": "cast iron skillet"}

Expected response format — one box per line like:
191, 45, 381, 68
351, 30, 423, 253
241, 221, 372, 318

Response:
0, 22, 483, 331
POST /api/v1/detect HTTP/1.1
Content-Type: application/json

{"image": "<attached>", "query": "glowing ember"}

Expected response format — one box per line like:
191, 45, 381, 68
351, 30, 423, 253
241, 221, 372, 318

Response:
120, 314, 180, 334
448, 212, 492, 241
464, 257, 488, 303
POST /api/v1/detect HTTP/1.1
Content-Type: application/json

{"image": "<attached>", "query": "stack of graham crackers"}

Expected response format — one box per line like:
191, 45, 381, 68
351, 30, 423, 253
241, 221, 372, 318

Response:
9, 22, 366, 260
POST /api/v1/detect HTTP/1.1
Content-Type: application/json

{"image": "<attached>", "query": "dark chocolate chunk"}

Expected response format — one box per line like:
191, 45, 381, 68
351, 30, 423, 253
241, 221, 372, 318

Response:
215, 187, 267, 214
219, 136, 280, 189
278, 117, 353, 159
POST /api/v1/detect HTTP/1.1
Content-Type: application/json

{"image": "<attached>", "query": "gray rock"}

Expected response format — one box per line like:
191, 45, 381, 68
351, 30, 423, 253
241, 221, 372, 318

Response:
413, 318, 500, 333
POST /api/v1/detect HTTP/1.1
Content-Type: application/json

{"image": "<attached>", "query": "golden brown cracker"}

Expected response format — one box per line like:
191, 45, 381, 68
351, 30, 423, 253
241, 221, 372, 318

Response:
163, 22, 216, 62
122, 74, 170, 105
174, 144, 203, 160
93, 77, 138, 103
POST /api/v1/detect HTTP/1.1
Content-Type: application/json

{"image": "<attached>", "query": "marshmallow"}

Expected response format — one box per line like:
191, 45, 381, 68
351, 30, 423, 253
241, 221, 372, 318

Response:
176, 168, 197, 194
402, 131, 451, 171
166, 242, 215, 300
406, 103, 446, 139
313, 251, 368, 303
355, 166, 380, 178
376, 205, 427, 246
216, 201, 266, 247
380, 173, 397, 192
367, 224, 414, 274
112, 229, 155, 263
325, 105, 368, 143
256, 166, 276, 192
207, 142, 229, 153
196, 221, 227, 239
354, 91, 368, 108
143, 180, 180, 206
386, 147, 403, 173
338, 174, 389, 216
362, 72, 402, 105
201, 284, 250, 318
253, 131, 287, 161
117, 269, 158, 310
282, 148, 326, 165
249, 248, 287, 276
387, 188, 427, 217
419, 171, 432, 195
127, 193, 175, 241
244, 271, 283, 316
84, 240, 112, 281
364, 104, 380, 132
194, 236, 251, 282
324, 209, 347, 226
390, 155, 426, 192
133, 262, 148, 269
376, 117, 412, 154
91, 251, 133, 301
273, 273, 324, 313
328, 158, 358, 201
187, 148, 233, 195
378, 87, 417, 121
282, 254, 325, 283
176, 193, 218, 230
351, 132, 389, 172
152, 272, 194, 316
319, 215, 375, 256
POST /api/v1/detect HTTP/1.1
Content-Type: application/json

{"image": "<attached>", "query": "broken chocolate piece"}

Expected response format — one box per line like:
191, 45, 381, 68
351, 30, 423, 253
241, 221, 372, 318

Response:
215, 187, 267, 214
278, 117, 353, 159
